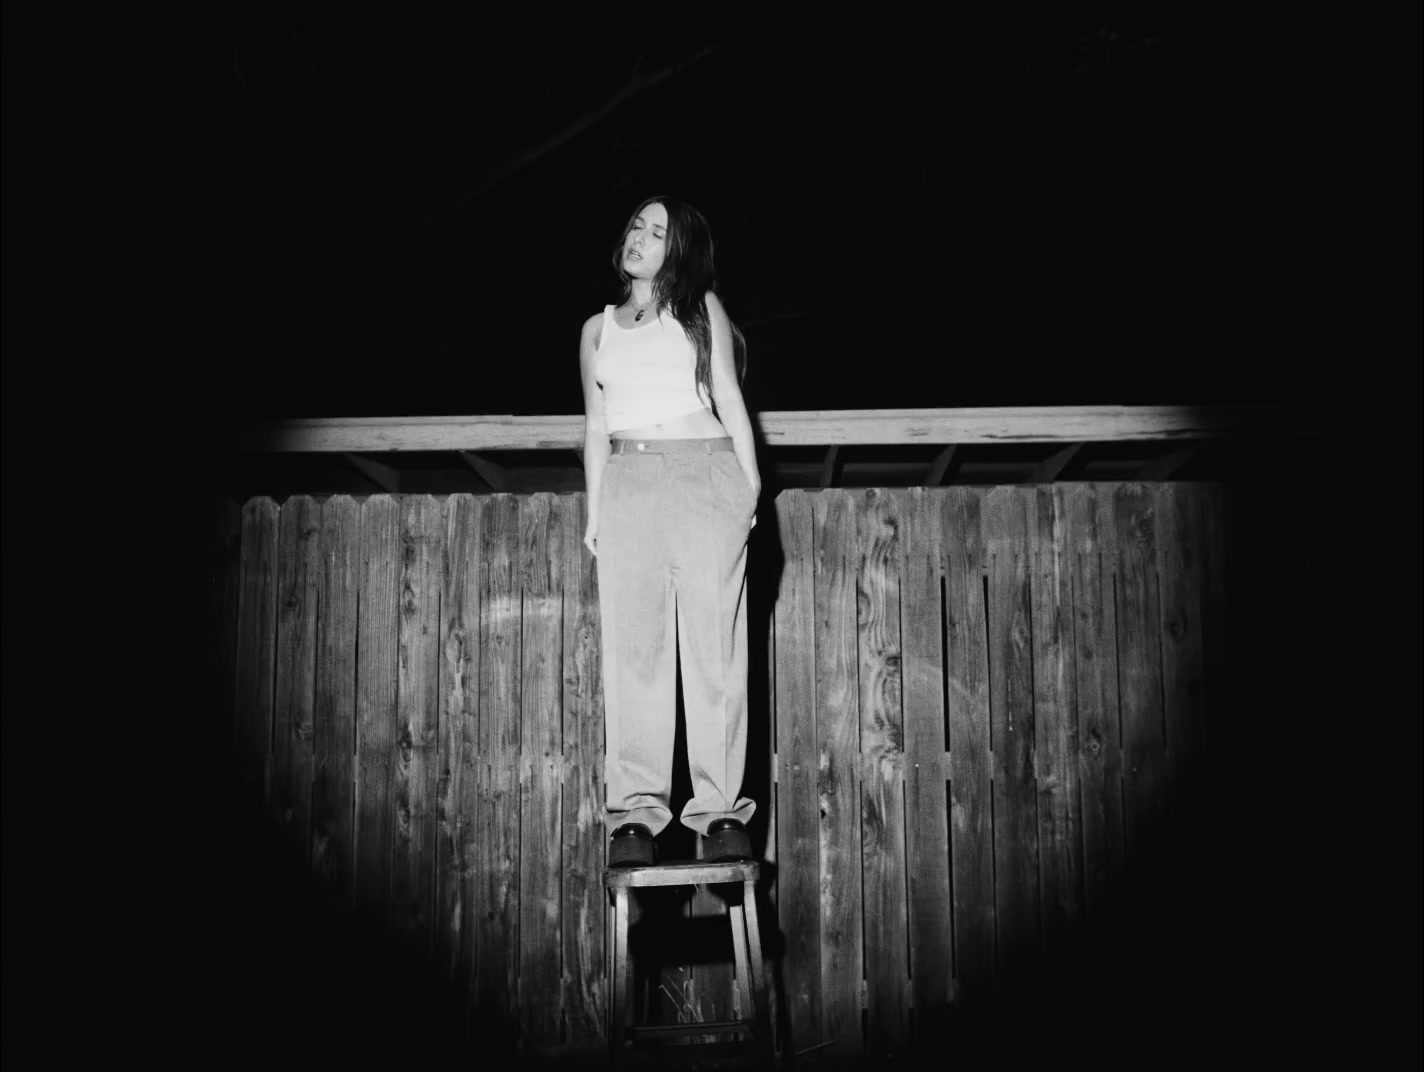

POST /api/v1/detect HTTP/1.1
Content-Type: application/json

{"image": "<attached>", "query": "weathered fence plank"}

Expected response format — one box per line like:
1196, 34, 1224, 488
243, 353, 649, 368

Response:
902, 488, 952, 1029
814, 489, 863, 1050
519, 494, 566, 1042
1113, 485, 1167, 879
356, 495, 400, 925
393, 495, 441, 970
945, 488, 994, 1004
235, 498, 279, 850
313, 496, 359, 905
985, 486, 1039, 985
857, 488, 909, 1054
774, 489, 821, 1053
561, 490, 605, 1044
1066, 486, 1124, 921
437, 495, 482, 1002
1032, 486, 1082, 964
274, 496, 320, 876
478, 494, 522, 1025
1157, 485, 1206, 831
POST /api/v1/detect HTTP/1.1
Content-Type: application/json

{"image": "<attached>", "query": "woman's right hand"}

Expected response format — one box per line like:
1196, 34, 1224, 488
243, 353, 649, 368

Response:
584, 522, 597, 557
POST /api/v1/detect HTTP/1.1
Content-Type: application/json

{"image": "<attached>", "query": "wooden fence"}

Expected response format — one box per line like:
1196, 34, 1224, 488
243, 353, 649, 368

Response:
123, 483, 1265, 1064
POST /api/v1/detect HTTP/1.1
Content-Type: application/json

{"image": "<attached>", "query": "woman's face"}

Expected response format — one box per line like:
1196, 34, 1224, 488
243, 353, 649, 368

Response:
621, 202, 669, 280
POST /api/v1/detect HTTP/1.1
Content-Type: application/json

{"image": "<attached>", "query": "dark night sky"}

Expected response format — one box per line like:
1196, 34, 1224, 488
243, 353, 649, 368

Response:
9, 3, 1422, 421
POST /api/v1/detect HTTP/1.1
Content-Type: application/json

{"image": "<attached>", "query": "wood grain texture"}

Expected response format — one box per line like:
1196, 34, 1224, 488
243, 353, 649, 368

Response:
437, 494, 482, 1001
356, 495, 400, 926
1066, 486, 1125, 921
813, 490, 863, 1051
774, 489, 820, 1053
984, 486, 1039, 986
1156, 484, 1207, 832
945, 488, 994, 1003
478, 493, 522, 1022
1031, 486, 1082, 963
856, 488, 908, 1054
901, 487, 953, 1024
235, 498, 278, 851
313, 496, 358, 907
561, 490, 606, 1043
1113, 485, 1167, 880
518, 493, 566, 1042
392, 495, 441, 970
273, 496, 320, 876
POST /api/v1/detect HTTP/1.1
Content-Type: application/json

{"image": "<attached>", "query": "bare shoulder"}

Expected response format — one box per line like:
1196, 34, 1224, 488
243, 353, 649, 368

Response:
704, 290, 727, 320
580, 310, 604, 362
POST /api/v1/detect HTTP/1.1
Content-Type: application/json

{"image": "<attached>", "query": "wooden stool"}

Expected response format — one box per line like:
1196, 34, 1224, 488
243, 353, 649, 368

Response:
605, 860, 774, 1069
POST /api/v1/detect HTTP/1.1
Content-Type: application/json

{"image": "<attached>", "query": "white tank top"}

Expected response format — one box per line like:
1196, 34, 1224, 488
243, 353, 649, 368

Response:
593, 305, 711, 432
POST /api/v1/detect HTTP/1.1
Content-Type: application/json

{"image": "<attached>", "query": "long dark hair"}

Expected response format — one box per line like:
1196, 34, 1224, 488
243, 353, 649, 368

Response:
611, 195, 747, 411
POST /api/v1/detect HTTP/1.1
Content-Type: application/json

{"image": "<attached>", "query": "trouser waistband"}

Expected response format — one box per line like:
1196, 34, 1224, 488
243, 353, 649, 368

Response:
609, 437, 734, 455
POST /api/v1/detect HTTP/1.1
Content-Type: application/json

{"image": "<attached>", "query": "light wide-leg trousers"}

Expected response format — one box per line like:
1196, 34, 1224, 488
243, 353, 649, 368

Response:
596, 436, 758, 838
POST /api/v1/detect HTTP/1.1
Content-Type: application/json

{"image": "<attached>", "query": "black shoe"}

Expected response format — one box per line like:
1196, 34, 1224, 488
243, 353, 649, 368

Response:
608, 823, 656, 868
702, 818, 752, 862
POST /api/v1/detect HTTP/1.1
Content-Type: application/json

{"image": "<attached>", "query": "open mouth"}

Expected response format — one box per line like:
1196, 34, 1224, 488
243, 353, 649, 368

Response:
626, 250, 642, 261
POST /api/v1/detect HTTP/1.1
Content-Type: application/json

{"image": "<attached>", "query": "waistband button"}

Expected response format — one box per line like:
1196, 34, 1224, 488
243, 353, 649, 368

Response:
636, 442, 646, 451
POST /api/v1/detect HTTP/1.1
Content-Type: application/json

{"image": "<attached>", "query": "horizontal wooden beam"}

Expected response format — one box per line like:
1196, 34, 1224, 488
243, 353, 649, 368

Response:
128, 405, 1380, 455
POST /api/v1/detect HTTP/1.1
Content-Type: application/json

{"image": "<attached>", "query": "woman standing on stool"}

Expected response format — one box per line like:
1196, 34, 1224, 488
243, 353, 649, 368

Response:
579, 196, 759, 868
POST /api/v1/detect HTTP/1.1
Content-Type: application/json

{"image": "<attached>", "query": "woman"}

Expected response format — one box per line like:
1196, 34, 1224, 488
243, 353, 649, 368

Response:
578, 196, 759, 867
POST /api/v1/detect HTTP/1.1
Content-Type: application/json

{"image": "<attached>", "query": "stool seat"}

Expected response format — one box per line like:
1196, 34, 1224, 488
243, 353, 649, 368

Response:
603, 859, 759, 888
604, 860, 774, 1069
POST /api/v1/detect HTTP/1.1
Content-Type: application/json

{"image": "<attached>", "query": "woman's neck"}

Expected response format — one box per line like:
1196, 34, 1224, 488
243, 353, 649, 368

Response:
629, 281, 655, 308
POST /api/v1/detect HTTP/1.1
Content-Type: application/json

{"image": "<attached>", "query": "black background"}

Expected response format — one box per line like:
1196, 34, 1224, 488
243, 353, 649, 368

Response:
9, 3, 1421, 420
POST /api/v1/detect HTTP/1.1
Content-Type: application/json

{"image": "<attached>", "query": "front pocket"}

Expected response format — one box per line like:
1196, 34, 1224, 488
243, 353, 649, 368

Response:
712, 454, 754, 513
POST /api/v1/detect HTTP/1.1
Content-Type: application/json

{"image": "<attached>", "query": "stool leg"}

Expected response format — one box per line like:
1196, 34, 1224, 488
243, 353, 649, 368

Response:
610, 889, 630, 1070
728, 894, 754, 1028
742, 879, 777, 1069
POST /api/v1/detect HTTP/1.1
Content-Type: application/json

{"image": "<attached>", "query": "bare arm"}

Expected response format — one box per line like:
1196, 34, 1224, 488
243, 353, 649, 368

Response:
706, 291, 760, 497
579, 312, 611, 554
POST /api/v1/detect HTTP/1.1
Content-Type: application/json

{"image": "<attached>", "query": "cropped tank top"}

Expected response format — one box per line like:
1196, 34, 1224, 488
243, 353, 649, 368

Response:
593, 305, 711, 433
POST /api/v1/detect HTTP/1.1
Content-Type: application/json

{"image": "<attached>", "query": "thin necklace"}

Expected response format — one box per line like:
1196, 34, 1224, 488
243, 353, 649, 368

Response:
632, 298, 655, 322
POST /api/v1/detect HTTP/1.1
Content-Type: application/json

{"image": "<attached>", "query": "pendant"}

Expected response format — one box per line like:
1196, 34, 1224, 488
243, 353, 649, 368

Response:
635, 309, 645, 321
